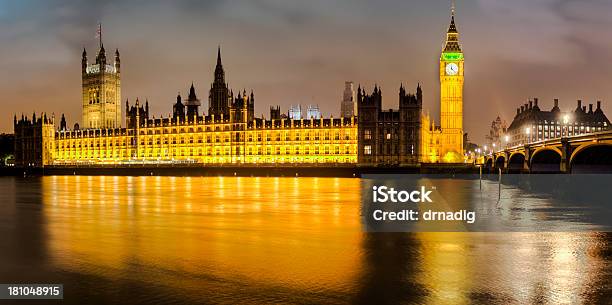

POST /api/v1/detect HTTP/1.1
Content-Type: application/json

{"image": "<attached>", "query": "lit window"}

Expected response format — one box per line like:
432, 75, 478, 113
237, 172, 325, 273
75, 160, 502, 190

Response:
364, 145, 372, 155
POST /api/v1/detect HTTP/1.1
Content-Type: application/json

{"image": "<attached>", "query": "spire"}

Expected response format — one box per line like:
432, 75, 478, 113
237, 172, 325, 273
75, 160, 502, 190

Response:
186, 82, 200, 106
95, 24, 107, 66
448, 15, 457, 34
189, 82, 196, 97
448, 0, 457, 34
443, 0, 461, 53
96, 23, 105, 53
213, 46, 225, 84
82, 47, 88, 72
113, 48, 120, 73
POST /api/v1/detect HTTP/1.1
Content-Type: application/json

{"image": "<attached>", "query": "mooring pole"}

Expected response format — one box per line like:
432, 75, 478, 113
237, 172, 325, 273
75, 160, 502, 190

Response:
479, 165, 482, 190
498, 167, 502, 201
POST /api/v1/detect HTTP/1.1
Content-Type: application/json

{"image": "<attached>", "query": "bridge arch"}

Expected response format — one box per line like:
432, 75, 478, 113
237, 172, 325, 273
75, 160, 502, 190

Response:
532, 146, 563, 159
495, 154, 506, 170
484, 157, 494, 171
530, 148, 562, 173
507, 152, 525, 172
570, 143, 612, 173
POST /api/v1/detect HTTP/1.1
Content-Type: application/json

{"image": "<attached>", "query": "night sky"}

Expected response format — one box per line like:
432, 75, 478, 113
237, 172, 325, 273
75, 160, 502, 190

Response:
2, 0, 612, 143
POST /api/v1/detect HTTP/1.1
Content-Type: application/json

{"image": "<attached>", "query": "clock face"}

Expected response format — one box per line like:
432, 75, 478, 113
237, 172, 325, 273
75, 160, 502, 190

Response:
445, 63, 459, 76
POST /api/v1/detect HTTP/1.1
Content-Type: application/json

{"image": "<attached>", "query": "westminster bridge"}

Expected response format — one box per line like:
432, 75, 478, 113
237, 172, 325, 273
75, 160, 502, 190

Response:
483, 129, 612, 173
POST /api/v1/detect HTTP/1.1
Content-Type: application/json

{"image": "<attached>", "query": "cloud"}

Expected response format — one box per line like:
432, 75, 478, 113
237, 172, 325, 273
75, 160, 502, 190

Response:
475, 0, 583, 66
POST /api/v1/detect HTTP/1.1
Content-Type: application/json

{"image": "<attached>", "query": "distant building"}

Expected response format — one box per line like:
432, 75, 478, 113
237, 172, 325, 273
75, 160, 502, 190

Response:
463, 132, 479, 162
288, 105, 302, 120
507, 98, 610, 147
288, 104, 321, 119
270, 106, 281, 120
341, 81, 356, 118
485, 116, 507, 150
306, 105, 321, 119
357, 84, 422, 166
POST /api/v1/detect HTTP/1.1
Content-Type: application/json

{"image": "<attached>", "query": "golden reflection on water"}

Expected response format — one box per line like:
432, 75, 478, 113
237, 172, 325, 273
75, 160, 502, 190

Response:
414, 232, 608, 305
39, 176, 609, 304
43, 176, 363, 293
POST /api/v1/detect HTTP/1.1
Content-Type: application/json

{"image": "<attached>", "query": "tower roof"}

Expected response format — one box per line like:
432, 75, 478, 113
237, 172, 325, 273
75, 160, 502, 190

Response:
186, 83, 201, 106
442, 3, 462, 53
213, 46, 226, 85
448, 15, 457, 34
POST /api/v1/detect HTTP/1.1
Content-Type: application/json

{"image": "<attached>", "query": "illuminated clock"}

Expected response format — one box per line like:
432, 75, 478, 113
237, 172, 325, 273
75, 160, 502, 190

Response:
445, 63, 459, 76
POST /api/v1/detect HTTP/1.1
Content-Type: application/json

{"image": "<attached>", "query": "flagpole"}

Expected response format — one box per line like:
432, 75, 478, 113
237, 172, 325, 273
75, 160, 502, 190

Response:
98, 23, 102, 48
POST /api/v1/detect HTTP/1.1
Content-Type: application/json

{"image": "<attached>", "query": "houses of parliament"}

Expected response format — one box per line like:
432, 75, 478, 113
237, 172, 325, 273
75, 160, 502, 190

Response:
13, 7, 465, 168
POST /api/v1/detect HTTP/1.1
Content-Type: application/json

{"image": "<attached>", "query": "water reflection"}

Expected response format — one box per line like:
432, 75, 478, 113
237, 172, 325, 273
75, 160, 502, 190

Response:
0, 176, 609, 304
41, 176, 363, 303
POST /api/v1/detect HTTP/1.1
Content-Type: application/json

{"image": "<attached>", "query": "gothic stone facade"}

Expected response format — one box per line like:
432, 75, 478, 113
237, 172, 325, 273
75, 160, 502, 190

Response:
357, 84, 422, 166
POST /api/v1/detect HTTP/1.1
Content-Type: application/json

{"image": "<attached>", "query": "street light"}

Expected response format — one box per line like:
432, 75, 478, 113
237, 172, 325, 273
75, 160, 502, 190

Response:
562, 114, 570, 138
525, 127, 531, 144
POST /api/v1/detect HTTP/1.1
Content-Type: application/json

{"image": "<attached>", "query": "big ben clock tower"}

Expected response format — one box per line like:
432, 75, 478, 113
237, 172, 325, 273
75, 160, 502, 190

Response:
439, 3, 464, 162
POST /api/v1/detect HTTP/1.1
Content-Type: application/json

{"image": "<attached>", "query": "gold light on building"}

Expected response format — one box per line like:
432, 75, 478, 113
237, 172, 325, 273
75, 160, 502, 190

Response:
51, 117, 358, 166
421, 5, 465, 163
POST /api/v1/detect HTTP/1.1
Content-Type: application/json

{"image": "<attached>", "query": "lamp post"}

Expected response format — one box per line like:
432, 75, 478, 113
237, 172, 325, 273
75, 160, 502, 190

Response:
504, 135, 509, 148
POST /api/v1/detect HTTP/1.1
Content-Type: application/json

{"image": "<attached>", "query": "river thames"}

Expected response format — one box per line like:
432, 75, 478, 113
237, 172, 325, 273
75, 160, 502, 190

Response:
0, 176, 610, 304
